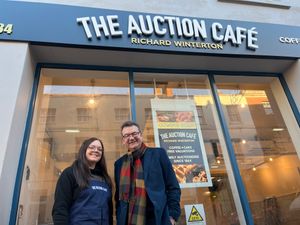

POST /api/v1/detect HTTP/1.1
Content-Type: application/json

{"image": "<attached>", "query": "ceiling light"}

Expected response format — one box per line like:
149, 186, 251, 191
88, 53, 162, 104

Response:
89, 98, 95, 104
272, 128, 284, 132
65, 129, 80, 133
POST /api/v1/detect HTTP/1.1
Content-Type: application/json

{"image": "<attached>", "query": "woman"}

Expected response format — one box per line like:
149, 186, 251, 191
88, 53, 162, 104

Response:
52, 137, 113, 225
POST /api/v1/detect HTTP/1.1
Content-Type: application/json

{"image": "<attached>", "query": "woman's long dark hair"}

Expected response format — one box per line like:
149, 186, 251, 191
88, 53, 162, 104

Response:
72, 137, 112, 189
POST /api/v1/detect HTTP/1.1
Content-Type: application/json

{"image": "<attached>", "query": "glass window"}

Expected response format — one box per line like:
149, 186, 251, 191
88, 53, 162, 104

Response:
76, 107, 92, 122
17, 68, 300, 225
262, 101, 274, 115
39, 108, 56, 124
227, 105, 241, 123
134, 72, 245, 225
114, 108, 130, 121
215, 75, 300, 225
16, 69, 130, 225
196, 106, 207, 125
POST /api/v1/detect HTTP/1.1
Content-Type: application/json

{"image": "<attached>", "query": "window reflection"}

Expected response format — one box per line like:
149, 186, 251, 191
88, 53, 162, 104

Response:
216, 76, 300, 225
17, 70, 300, 225
17, 69, 130, 225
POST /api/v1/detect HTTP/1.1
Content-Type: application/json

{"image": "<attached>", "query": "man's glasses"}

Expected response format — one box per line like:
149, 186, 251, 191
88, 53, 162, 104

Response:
122, 131, 140, 139
87, 145, 103, 152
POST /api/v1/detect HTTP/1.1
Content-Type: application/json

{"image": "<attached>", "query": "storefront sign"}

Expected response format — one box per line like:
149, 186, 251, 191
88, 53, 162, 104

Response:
0, 22, 13, 35
279, 36, 300, 44
0, 1, 299, 57
184, 204, 206, 225
77, 15, 258, 50
151, 99, 212, 188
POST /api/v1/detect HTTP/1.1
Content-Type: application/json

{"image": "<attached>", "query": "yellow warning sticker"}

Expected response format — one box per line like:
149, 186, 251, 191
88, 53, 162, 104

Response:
188, 206, 204, 222
184, 204, 206, 225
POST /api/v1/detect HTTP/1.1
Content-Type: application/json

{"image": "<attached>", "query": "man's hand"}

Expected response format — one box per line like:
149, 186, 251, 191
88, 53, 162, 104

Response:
170, 216, 176, 225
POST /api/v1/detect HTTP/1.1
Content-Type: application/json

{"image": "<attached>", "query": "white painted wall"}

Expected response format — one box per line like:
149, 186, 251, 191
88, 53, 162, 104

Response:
284, 59, 300, 112
0, 42, 35, 225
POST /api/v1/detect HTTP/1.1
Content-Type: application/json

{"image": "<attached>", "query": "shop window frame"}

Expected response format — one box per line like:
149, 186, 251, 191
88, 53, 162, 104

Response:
9, 63, 300, 225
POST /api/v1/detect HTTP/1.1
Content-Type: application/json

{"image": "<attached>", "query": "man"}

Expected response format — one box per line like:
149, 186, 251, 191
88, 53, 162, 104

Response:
114, 121, 181, 225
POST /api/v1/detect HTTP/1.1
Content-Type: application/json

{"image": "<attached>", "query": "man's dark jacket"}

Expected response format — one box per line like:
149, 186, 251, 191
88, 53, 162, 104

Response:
114, 147, 181, 225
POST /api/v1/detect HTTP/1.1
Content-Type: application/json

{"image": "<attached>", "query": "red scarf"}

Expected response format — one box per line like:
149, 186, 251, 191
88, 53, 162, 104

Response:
119, 143, 147, 225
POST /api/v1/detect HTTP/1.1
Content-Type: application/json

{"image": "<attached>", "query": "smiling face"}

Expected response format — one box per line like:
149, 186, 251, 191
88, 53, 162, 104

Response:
85, 140, 103, 168
122, 125, 143, 152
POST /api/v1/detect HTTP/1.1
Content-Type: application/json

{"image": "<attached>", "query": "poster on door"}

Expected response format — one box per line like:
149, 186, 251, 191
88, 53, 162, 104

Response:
151, 99, 212, 188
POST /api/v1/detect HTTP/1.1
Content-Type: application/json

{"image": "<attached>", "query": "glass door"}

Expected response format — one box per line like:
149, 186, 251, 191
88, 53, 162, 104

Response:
133, 72, 245, 225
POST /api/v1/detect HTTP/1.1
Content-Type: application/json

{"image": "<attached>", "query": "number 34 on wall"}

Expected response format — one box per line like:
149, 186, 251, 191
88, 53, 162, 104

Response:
0, 23, 13, 35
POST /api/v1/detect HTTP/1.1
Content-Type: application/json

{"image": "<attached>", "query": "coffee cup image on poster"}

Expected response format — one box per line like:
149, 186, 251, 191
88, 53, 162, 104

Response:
151, 99, 212, 188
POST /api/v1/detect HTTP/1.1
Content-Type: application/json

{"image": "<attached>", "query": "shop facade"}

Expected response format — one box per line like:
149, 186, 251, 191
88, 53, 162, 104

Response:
0, 1, 300, 225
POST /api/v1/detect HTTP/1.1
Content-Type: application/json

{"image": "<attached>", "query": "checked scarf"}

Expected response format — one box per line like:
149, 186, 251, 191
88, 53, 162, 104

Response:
119, 143, 148, 225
